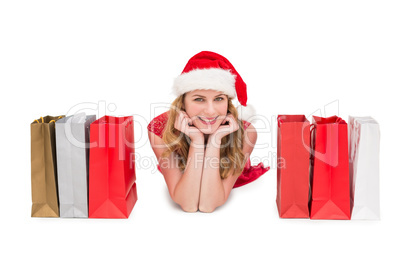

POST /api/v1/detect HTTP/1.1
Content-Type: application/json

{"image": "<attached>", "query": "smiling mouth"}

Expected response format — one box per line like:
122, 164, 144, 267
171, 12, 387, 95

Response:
198, 116, 218, 123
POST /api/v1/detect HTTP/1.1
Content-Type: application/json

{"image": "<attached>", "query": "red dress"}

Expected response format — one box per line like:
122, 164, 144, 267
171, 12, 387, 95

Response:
147, 111, 270, 188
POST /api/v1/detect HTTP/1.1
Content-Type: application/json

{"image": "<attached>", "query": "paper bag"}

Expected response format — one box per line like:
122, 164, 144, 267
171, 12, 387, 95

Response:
31, 115, 64, 217
88, 116, 137, 218
349, 116, 380, 220
309, 116, 350, 220
276, 115, 310, 218
55, 113, 96, 217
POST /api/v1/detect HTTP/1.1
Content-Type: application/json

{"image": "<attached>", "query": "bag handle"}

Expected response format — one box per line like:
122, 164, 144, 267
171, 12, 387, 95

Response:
309, 123, 317, 165
277, 118, 283, 128
335, 117, 346, 124
310, 123, 316, 136
34, 117, 44, 124
350, 122, 360, 161
34, 116, 63, 124
49, 116, 63, 124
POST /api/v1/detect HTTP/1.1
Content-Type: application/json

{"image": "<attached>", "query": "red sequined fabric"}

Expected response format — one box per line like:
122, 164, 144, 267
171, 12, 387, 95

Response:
147, 111, 269, 188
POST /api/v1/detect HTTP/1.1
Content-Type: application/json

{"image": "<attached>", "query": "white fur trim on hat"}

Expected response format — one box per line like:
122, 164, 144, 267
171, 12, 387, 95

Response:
237, 104, 256, 122
173, 68, 237, 97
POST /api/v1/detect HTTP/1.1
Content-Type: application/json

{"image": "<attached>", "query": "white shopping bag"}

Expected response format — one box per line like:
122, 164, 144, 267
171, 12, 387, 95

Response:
349, 116, 380, 220
55, 113, 96, 217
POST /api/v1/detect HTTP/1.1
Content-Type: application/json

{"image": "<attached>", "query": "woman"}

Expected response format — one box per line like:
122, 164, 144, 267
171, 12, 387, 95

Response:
148, 51, 269, 213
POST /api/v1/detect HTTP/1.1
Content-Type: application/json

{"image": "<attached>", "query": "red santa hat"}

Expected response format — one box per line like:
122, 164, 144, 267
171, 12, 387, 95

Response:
172, 51, 256, 122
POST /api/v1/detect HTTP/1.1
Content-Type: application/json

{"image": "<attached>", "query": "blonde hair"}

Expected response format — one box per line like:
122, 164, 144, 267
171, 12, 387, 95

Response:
161, 94, 247, 179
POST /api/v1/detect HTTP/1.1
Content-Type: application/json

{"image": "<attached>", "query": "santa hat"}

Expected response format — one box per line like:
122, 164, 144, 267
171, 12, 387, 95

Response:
172, 51, 255, 122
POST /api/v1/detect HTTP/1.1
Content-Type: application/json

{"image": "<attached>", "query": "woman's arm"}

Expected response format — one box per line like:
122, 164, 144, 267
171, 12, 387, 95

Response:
197, 140, 227, 212
170, 139, 205, 212
198, 123, 258, 213
148, 131, 205, 212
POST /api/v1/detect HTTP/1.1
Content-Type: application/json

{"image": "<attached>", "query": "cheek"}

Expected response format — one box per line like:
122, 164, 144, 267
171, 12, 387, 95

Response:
185, 107, 202, 119
183, 100, 196, 115
218, 102, 228, 114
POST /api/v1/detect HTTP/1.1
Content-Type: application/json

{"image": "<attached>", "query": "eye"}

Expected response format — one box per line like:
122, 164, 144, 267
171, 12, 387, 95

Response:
215, 97, 224, 101
194, 98, 204, 102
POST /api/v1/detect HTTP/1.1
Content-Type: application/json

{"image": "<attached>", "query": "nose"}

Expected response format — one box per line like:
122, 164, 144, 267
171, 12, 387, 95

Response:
203, 100, 216, 116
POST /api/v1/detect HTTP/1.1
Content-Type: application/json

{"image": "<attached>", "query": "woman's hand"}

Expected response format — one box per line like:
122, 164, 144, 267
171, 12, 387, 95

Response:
174, 111, 204, 144
209, 113, 240, 146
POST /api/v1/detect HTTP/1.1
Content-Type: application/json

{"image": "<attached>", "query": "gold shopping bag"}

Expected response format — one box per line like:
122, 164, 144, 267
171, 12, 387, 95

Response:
30, 115, 64, 217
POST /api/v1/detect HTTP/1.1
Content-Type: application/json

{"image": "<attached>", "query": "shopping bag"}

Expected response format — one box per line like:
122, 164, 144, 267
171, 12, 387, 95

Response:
55, 113, 96, 218
309, 116, 350, 220
349, 116, 380, 220
31, 115, 64, 217
88, 116, 137, 218
276, 115, 310, 218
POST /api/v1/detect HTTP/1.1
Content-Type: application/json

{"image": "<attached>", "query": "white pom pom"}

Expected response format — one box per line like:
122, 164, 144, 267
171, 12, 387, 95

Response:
236, 104, 256, 122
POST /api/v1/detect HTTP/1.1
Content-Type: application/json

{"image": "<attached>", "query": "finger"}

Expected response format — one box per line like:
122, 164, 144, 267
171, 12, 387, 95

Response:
176, 113, 184, 130
176, 112, 189, 133
176, 111, 184, 123
180, 112, 190, 124
182, 111, 189, 118
181, 116, 189, 130
228, 115, 238, 124
183, 114, 194, 125
224, 115, 231, 124
174, 112, 181, 124
179, 112, 188, 126
227, 115, 238, 125
183, 112, 194, 123
226, 113, 235, 121
189, 115, 198, 124
226, 117, 239, 131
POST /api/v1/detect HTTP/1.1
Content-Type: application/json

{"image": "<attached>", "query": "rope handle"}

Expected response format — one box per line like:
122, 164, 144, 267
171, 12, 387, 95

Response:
49, 116, 63, 124
34, 116, 63, 124
310, 123, 316, 135
309, 123, 317, 164
335, 116, 347, 124
350, 122, 360, 161
34, 117, 44, 123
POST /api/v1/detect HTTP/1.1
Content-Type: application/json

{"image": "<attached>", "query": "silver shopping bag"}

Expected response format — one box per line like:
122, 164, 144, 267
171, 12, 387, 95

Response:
349, 116, 380, 220
55, 113, 96, 218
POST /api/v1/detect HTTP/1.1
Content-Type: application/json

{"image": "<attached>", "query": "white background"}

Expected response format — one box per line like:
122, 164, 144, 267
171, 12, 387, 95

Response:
1, 0, 401, 267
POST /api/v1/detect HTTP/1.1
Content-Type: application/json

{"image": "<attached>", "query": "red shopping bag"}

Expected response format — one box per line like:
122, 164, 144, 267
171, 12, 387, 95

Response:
88, 116, 137, 218
276, 115, 310, 218
309, 116, 350, 220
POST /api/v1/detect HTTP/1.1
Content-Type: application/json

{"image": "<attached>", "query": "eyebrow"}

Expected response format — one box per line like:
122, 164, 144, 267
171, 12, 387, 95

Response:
192, 94, 225, 98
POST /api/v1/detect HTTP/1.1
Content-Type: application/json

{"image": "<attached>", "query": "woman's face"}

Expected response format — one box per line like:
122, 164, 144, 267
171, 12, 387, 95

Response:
183, 89, 229, 134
